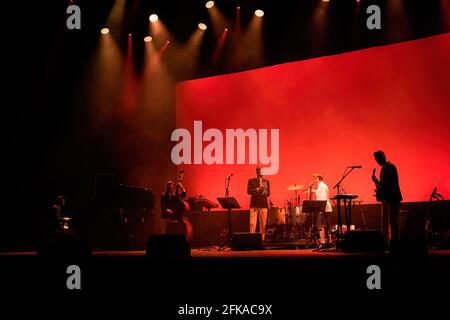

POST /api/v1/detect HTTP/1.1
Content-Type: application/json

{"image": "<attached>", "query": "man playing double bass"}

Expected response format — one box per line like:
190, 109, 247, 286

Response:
161, 180, 186, 218
161, 178, 193, 241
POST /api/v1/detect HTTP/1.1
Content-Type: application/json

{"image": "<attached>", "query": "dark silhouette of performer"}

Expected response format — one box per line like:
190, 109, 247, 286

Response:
47, 195, 73, 232
160, 179, 192, 241
247, 167, 271, 240
52, 195, 66, 220
372, 150, 402, 246
160, 180, 186, 219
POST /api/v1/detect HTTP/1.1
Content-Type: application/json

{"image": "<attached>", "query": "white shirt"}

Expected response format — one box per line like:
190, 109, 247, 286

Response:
316, 181, 332, 212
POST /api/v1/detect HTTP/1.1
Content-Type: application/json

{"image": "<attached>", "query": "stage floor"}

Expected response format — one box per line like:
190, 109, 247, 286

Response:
2, 248, 450, 258
1, 248, 449, 296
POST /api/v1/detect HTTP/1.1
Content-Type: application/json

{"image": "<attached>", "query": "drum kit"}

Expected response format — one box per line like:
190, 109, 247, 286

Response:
266, 183, 318, 242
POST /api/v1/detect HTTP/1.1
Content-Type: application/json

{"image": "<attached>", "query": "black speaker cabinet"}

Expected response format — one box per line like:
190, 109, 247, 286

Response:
146, 234, 191, 258
231, 232, 263, 251
342, 230, 386, 253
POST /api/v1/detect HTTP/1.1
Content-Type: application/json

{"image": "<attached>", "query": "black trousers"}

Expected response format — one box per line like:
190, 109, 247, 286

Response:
382, 201, 400, 244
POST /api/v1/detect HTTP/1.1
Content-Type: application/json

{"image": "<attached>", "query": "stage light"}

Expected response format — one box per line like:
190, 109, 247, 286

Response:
101, 28, 110, 34
198, 23, 207, 31
255, 10, 264, 17
144, 36, 153, 42
224, 28, 228, 32
149, 14, 159, 23
322, 0, 330, 2
205, 1, 214, 9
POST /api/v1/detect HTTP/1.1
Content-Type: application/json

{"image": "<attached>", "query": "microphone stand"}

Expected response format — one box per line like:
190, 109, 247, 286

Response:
332, 167, 357, 248
220, 175, 233, 251
333, 167, 356, 195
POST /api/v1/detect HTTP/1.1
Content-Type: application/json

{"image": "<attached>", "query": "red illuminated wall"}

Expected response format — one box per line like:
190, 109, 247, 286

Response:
175, 33, 450, 209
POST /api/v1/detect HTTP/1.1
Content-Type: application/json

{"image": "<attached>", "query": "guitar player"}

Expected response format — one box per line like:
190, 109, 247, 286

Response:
372, 150, 403, 247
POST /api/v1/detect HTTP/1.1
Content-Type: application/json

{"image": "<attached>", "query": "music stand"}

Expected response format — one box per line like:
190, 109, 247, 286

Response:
195, 197, 218, 250
302, 200, 327, 248
217, 197, 240, 248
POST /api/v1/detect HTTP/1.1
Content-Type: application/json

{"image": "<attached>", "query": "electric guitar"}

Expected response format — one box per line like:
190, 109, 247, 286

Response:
372, 168, 382, 202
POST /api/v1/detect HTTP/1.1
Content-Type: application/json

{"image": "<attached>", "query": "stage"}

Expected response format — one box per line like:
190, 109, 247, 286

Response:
3, 0, 450, 303
1, 248, 449, 296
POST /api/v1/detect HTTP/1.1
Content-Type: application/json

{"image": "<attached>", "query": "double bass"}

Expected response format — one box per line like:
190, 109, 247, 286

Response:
166, 169, 193, 241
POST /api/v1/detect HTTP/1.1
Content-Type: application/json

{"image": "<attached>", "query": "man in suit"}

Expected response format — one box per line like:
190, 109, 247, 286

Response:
372, 150, 403, 246
247, 167, 271, 240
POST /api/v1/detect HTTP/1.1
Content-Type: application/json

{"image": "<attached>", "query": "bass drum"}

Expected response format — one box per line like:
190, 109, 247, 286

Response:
268, 207, 287, 224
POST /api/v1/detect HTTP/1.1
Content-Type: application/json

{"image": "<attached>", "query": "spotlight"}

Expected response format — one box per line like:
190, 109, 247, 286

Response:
101, 28, 109, 34
255, 9, 264, 17
224, 28, 228, 32
198, 23, 207, 31
144, 36, 153, 42
149, 14, 159, 23
322, 0, 330, 2
205, 1, 214, 9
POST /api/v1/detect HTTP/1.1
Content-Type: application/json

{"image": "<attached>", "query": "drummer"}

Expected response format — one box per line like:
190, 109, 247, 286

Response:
311, 173, 333, 246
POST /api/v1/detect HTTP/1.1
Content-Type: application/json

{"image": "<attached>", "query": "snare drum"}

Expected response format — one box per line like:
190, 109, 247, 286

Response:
268, 207, 287, 224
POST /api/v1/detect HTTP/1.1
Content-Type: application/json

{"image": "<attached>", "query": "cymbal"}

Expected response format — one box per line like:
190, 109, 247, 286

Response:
287, 184, 304, 191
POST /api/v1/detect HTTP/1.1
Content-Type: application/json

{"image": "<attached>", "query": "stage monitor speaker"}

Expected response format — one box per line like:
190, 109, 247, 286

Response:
231, 232, 263, 251
342, 230, 386, 253
146, 234, 191, 258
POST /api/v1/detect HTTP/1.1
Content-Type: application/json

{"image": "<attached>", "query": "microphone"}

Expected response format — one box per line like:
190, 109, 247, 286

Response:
225, 173, 234, 180
347, 165, 362, 169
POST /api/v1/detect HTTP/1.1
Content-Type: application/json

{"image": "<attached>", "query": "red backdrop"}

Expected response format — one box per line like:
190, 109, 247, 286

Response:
175, 33, 450, 209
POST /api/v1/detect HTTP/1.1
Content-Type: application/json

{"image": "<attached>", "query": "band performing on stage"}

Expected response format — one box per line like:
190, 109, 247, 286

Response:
160, 150, 404, 250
